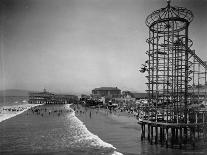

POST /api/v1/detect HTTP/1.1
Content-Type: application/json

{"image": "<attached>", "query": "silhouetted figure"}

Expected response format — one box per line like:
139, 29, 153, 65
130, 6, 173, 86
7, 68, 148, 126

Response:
89, 111, 92, 118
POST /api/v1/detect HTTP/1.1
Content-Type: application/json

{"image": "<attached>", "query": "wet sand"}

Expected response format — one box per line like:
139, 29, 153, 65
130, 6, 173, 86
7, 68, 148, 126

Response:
74, 104, 207, 155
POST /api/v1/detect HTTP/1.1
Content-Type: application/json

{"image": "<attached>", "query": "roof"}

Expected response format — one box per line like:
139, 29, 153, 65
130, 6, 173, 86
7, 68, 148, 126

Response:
92, 87, 121, 91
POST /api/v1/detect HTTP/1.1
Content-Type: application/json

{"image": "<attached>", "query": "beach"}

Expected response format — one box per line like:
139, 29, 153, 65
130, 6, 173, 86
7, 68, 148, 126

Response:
0, 103, 207, 155
73, 104, 207, 155
74, 105, 140, 155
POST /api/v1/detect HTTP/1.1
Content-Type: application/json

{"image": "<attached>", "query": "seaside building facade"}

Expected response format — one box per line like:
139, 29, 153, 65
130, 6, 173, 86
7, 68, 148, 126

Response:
89, 87, 121, 106
91, 87, 121, 98
112, 91, 148, 110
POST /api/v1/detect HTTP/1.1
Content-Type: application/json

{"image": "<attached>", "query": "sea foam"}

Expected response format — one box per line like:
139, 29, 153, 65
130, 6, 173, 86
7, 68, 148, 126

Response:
67, 105, 124, 155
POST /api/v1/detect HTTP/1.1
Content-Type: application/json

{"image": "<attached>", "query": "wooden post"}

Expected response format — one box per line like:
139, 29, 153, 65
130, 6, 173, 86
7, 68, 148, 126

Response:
171, 128, 174, 148
192, 127, 195, 148
162, 126, 165, 146
141, 124, 144, 141
148, 124, 150, 142
176, 127, 178, 142
166, 127, 168, 148
143, 124, 145, 139
184, 127, 187, 145
179, 127, 182, 149
160, 126, 163, 144
150, 126, 153, 145
155, 126, 158, 144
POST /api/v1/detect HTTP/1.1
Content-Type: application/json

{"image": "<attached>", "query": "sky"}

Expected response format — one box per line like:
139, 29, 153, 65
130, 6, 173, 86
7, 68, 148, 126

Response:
0, 0, 207, 95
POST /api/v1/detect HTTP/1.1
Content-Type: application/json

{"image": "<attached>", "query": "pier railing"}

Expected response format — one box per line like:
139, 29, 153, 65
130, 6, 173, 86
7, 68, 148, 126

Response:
138, 106, 207, 148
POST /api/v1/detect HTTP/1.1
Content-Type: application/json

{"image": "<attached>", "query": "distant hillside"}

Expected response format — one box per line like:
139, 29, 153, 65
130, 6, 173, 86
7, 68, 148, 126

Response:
0, 89, 30, 96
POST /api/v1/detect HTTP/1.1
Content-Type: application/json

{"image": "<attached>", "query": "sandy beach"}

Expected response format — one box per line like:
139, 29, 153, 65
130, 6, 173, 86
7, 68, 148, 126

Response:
75, 108, 140, 155
73, 104, 207, 155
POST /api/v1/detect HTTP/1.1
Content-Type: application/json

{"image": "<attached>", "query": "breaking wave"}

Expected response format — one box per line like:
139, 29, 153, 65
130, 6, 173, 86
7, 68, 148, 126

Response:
67, 105, 123, 155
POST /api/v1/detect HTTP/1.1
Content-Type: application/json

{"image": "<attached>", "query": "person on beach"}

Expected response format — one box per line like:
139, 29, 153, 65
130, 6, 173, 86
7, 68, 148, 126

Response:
89, 111, 92, 118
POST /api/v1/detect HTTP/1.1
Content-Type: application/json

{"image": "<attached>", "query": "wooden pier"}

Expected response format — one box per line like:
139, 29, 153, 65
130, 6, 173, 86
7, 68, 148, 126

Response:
138, 109, 207, 149
28, 89, 78, 104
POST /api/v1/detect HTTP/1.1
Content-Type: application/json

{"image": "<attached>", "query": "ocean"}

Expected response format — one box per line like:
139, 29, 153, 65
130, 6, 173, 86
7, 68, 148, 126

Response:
0, 96, 121, 155
1, 96, 207, 155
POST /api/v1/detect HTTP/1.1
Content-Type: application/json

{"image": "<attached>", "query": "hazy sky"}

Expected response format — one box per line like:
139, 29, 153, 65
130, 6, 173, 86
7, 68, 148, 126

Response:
0, 0, 207, 95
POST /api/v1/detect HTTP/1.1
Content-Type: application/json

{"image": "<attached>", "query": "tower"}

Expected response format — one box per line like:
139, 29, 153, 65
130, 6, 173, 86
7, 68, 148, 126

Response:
139, 1, 207, 147
142, 0, 207, 123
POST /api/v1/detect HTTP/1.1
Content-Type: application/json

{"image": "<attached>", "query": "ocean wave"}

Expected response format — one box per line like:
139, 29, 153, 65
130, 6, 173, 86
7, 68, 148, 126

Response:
0, 104, 42, 123
67, 105, 123, 155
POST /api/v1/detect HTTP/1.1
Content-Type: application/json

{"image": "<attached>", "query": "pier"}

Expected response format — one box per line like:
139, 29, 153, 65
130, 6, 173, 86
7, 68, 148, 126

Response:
139, 0, 207, 149
139, 109, 207, 148
28, 89, 78, 104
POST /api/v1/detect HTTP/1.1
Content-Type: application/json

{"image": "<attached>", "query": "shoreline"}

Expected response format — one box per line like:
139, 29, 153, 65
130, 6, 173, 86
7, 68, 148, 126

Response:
72, 104, 142, 155
0, 103, 43, 123
72, 104, 207, 155
0, 104, 122, 155
1, 103, 207, 155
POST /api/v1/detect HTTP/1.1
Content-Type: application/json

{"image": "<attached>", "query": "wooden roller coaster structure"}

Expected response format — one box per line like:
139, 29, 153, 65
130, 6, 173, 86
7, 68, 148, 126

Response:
139, 0, 207, 149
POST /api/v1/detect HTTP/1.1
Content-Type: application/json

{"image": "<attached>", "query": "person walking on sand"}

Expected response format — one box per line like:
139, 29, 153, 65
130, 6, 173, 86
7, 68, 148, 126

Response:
89, 111, 92, 118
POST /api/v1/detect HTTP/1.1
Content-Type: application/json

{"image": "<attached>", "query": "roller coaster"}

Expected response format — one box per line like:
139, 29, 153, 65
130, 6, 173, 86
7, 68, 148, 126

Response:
139, 0, 207, 148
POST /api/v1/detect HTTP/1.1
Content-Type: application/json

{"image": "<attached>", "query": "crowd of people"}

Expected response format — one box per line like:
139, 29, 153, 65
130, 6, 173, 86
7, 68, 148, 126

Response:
71, 102, 139, 120
27, 105, 73, 117
1, 106, 28, 113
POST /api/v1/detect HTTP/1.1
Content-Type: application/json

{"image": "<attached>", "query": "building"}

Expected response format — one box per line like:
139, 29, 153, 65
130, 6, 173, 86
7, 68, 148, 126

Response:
54, 94, 78, 104
92, 87, 121, 98
29, 89, 78, 104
